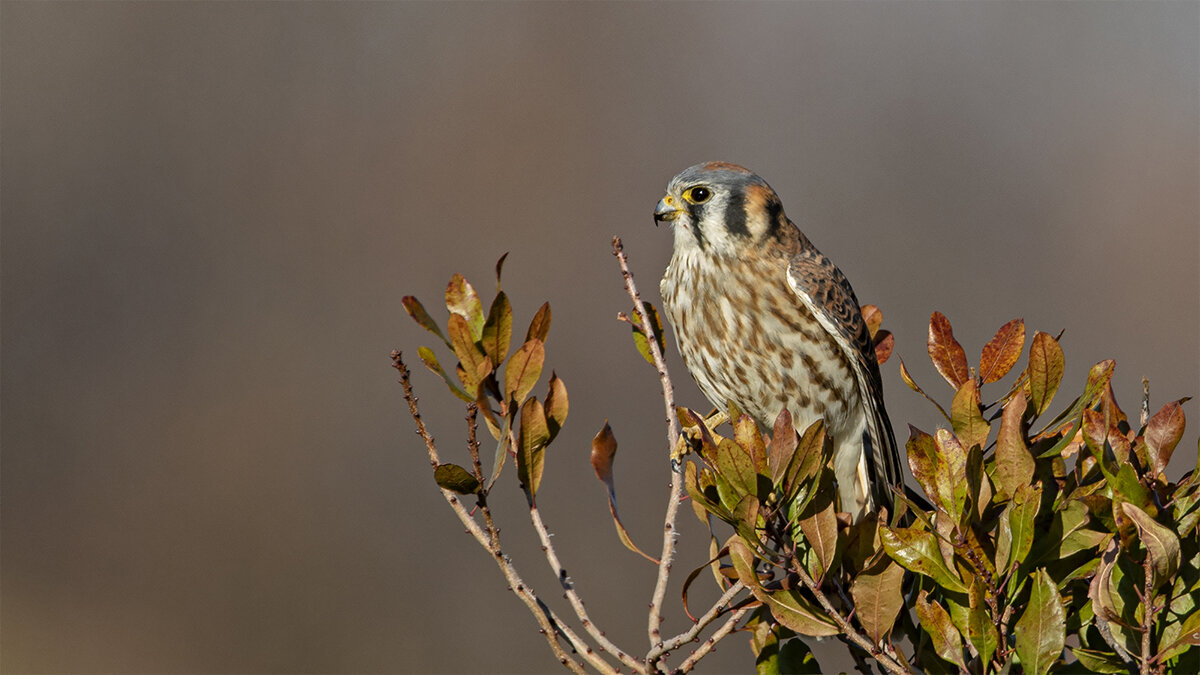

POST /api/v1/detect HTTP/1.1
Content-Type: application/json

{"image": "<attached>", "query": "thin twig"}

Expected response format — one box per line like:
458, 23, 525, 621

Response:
1140, 555, 1155, 675
394, 352, 591, 674
670, 606, 751, 674
612, 237, 684, 654
650, 582, 747, 660
528, 498, 647, 673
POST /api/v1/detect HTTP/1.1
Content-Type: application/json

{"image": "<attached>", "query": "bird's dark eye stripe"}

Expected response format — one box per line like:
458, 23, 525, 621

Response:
724, 189, 750, 238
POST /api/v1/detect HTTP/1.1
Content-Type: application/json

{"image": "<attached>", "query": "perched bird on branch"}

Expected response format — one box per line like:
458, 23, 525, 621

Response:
655, 162, 902, 521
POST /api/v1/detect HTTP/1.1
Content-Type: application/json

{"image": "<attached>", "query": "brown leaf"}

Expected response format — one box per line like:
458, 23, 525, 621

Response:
979, 318, 1025, 384
861, 304, 883, 338
734, 414, 768, 477
1146, 399, 1187, 477
480, 291, 513, 366
494, 252, 508, 291
402, 295, 452, 349
994, 390, 1035, 499
914, 589, 968, 671
899, 358, 951, 421
504, 339, 545, 404
769, 409, 798, 485
798, 491, 838, 583
525, 301, 551, 344
517, 398, 550, 499
927, 311, 970, 389
445, 274, 485, 342
850, 557, 906, 644
590, 422, 658, 564
447, 314, 491, 397
874, 331, 894, 366
543, 372, 568, 442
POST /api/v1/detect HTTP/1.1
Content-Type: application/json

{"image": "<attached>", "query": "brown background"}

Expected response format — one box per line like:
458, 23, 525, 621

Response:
3, 2, 1197, 673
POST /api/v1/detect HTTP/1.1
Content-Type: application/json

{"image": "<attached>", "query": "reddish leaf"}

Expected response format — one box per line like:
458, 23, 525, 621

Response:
402, 295, 452, 348
447, 314, 491, 397
798, 491, 838, 583
1146, 399, 1188, 477
927, 311, 970, 390
590, 422, 657, 563
525, 302, 552, 344
769, 409, 798, 485
543, 372, 568, 442
873, 330, 894, 365
994, 390, 1035, 499
979, 318, 1025, 384
494, 252, 508, 291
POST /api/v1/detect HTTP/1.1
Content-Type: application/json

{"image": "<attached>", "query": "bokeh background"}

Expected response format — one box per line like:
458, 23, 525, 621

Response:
3, 2, 1197, 673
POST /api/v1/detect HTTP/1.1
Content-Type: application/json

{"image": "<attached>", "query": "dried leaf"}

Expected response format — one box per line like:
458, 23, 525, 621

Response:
494, 252, 508, 291
517, 398, 550, 499
850, 557, 906, 644
445, 274, 485, 342
768, 409, 798, 485
504, 339, 545, 404
994, 390, 1035, 500
873, 330, 894, 365
979, 318, 1025, 384
480, 291, 513, 366
1026, 331, 1065, 418
525, 301, 551, 344
798, 491, 838, 584
1013, 568, 1066, 675
927, 311, 970, 389
402, 295, 452, 349
590, 422, 659, 564
861, 304, 883, 338
434, 463, 480, 495
543, 372, 568, 442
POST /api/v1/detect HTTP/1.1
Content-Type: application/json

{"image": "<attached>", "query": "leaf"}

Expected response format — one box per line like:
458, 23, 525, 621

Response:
850, 557, 906, 644
951, 379, 991, 452
964, 578, 999, 667
798, 491, 839, 584
728, 537, 840, 637
494, 252, 508, 291
630, 301, 666, 366
735, 414, 769, 477
402, 295, 453, 349
447, 313, 491, 396
914, 590, 968, 671
994, 390, 1035, 500
416, 346, 475, 402
1014, 568, 1066, 675
1146, 399, 1187, 477
716, 437, 758, 503
980, 318, 1025, 384
873, 330, 894, 365
768, 409, 798, 485
525, 301, 552, 344
1158, 610, 1200, 661
935, 428, 970, 524
543, 372, 568, 442
504, 339, 545, 404
434, 463, 480, 494
861, 304, 883, 338
1122, 502, 1180, 590
517, 398, 550, 499
880, 526, 967, 593
899, 358, 951, 422
590, 422, 658, 564
445, 274, 485, 342
1070, 647, 1128, 674
480, 291, 513, 366
1026, 331, 1065, 419
927, 311, 970, 389
1006, 483, 1042, 570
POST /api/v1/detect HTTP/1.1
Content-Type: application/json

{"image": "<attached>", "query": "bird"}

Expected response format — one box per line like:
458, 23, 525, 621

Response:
654, 161, 902, 522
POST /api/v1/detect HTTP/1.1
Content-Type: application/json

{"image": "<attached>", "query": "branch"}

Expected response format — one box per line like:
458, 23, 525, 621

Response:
649, 582, 747, 661
527, 496, 647, 673
611, 237, 685, 652
394, 352, 591, 674
671, 606, 751, 674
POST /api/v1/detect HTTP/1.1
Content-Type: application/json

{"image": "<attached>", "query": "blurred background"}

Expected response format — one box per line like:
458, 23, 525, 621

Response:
3, 2, 1197, 673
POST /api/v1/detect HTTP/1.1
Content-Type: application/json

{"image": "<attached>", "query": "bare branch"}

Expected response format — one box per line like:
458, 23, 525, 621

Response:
612, 237, 685, 652
394, 352, 592, 674
650, 582, 747, 660
671, 606, 751, 674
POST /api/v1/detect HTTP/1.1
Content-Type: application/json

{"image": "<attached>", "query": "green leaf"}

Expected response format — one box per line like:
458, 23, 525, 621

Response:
715, 437, 757, 503
543, 372, 568, 442
445, 273, 485, 342
927, 311, 970, 389
964, 578, 999, 667
880, 526, 967, 593
951, 379, 991, 453
525, 301, 552, 344
935, 428, 969, 525
416, 346, 474, 402
504, 339, 545, 404
1158, 610, 1200, 662
1014, 568, 1066, 675
762, 589, 841, 638
1007, 483, 1042, 570
979, 318, 1025, 384
1069, 647, 1127, 673
850, 557, 906, 644
914, 589, 968, 671
1122, 502, 1181, 590
517, 398, 550, 499
480, 291, 513, 367
994, 390, 1036, 500
1026, 331, 1064, 419
630, 301, 666, 366
434, 463, 480, 494
402, 295, 453, 349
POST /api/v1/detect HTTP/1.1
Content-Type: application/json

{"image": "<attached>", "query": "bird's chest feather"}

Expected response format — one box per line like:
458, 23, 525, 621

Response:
660, 252, 859, 433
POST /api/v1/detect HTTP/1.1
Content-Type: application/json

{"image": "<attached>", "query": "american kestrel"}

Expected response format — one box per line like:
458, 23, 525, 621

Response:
655, 162, 902, 521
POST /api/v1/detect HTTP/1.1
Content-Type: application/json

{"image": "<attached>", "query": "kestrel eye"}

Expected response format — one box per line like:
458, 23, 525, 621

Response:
685, 186, 712, 204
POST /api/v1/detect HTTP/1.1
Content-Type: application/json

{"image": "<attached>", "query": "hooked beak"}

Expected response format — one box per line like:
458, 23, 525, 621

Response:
653, 195, 682, 225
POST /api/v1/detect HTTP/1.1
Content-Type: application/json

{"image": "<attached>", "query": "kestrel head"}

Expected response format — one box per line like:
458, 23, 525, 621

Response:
654, 162, 790, 254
